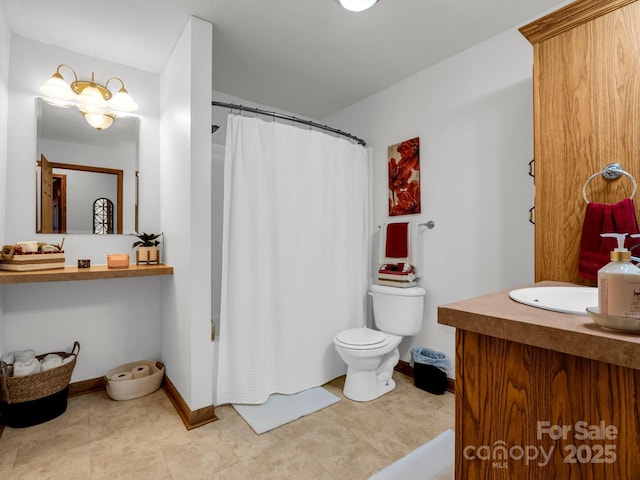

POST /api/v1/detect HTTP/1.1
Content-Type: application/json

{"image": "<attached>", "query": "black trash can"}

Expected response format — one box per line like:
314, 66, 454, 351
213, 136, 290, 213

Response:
412, 347, 450, 395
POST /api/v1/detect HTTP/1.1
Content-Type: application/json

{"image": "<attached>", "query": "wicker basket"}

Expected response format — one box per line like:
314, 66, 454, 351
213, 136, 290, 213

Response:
0, 341, 80, 404
105, 360, 164, 401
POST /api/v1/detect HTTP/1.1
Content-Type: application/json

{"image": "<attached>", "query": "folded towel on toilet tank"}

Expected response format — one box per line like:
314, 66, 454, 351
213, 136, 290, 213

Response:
378, 263, 417, 288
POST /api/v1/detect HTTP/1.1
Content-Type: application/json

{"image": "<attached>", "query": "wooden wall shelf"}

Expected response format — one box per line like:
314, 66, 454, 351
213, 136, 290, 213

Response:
0, 264, 173, 285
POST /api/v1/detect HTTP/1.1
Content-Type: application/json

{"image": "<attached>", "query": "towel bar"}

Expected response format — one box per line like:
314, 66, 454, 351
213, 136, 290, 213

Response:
377, 221, 435, 229
582, 163, 637, 203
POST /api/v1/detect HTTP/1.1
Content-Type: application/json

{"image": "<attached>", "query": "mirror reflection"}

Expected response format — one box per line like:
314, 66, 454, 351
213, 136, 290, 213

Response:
36, 98, 139, 234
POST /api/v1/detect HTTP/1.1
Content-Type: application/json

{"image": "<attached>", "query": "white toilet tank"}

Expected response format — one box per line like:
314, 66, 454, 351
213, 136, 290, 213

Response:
370, 284, 425, 336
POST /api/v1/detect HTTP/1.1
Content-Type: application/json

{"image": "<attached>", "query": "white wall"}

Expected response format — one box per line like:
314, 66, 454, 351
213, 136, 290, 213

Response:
160, 17, 213, 410
324, 28, 537, 375
211, 142, 224, 402
2, 36, 165, 381
0, 6, 9, 357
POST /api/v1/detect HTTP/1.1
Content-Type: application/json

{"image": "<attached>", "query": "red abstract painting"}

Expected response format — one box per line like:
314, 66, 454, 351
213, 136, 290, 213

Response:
388, 137, 421, 216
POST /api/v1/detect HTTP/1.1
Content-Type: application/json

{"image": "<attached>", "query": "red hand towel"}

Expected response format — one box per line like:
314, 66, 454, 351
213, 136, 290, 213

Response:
385, 223, 409, 258
578, 198, 639, 281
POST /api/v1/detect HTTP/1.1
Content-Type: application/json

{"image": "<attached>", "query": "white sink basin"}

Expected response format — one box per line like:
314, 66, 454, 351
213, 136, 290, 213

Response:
508, 286, 598, 316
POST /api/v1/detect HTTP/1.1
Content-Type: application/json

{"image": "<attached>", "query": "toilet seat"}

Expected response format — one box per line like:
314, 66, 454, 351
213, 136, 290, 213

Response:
335, 328, 388, 350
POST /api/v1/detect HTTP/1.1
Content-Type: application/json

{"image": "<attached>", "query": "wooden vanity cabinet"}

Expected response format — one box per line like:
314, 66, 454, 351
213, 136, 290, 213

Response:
520, 0, 640, 284
440, 284, 640, 479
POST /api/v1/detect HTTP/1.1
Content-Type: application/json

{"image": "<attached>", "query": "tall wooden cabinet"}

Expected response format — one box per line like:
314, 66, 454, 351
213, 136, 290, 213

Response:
520, 0, 640, 284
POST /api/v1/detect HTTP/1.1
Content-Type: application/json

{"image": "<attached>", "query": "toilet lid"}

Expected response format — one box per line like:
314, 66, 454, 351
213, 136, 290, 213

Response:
336, 328, 387, 347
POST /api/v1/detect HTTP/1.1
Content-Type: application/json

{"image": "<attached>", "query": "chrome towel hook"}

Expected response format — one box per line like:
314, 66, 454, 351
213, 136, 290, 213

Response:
582, 163, 637, 203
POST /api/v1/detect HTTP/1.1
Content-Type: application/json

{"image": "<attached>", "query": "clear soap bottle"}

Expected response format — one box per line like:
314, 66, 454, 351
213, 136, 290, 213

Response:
597, 233, 640, 318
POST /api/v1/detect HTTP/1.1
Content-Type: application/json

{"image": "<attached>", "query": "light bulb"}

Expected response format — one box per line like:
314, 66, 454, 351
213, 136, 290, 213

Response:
77, 85, 108, 108
82, 112, 114, 131
109, 89, 138, 112
40, 75, 75, 100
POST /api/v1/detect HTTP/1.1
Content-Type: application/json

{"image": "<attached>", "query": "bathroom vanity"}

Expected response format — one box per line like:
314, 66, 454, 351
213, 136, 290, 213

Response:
439, 281, 640, 478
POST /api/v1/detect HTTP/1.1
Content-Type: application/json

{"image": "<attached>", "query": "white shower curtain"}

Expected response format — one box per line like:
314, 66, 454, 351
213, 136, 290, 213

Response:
216, 113, 371, 405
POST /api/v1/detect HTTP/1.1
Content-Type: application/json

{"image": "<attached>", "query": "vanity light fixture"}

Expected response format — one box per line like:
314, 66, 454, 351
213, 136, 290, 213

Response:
39, 64, 138, 131
339, 0, 378, 12
81, 110, 115, 131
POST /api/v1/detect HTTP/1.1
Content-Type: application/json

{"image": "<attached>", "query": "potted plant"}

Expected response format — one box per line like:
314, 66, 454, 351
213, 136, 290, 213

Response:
132, 232, 161, 264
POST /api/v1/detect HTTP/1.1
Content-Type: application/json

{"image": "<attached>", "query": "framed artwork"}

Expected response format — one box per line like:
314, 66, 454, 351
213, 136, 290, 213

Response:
388, 137, 421, 216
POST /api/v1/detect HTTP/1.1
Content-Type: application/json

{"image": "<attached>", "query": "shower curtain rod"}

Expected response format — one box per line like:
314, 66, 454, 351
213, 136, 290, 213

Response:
211, 101, 366, 146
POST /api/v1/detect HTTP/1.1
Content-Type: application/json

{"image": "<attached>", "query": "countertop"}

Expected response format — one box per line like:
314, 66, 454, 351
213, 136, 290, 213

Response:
438, 280, 640, 371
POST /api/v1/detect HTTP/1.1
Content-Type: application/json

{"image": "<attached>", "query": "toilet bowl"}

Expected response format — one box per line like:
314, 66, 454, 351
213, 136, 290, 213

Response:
334, 285, 425, 402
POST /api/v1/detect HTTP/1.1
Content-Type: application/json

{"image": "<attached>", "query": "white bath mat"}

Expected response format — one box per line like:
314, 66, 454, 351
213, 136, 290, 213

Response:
232, 386, 340, 434
369, 429, 455, 480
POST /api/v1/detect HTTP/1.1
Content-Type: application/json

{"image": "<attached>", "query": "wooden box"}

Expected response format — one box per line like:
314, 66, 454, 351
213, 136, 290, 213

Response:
0, 253, 65, 271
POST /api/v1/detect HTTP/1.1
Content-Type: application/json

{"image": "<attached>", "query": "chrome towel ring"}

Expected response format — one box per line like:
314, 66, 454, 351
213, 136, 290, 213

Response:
582, 163, 637, 203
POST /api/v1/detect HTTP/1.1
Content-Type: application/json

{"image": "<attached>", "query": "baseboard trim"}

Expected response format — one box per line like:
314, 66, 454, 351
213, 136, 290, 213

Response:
0, 373, 218, 435
394, 359, 414, 377
69, 374, 218, 430
68, 376, 107, 397
162, 375, 218, 430
395, 360, 455, 394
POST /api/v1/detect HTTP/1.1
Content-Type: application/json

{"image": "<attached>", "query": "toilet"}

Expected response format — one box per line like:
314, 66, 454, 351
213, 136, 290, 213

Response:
334, 284, 426, 402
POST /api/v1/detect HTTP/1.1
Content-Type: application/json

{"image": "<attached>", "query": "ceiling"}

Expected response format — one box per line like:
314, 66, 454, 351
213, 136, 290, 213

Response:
1, 0, 570, 119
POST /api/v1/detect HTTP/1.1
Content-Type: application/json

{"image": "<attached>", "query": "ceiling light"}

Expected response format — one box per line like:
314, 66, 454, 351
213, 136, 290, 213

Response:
339, 0, 378, 12
40, 64, 138, 131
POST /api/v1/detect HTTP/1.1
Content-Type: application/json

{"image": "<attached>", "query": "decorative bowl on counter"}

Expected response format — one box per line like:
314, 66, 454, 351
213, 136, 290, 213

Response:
586, 307, 640, 333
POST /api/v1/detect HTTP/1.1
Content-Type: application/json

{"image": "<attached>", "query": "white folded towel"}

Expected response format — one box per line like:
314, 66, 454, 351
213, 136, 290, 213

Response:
62, 355, 75, 365
13, 349, 36, 362
1, 352, 14, 365
41, 353, 63, 372
13, 358, 41, 377
17, 241, 38, 253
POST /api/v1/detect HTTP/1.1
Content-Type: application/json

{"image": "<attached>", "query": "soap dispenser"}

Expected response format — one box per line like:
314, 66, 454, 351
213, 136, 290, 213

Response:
598, 233, 640, 318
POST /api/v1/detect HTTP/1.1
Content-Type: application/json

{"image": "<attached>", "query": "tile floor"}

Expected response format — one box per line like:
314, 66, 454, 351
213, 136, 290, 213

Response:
0, 373, 454, 480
